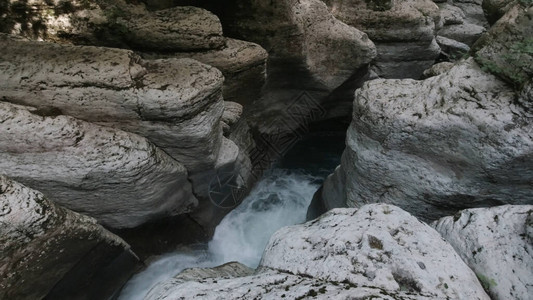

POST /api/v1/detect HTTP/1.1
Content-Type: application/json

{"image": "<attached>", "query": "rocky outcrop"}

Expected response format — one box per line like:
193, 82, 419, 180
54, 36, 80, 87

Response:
141, 38, 268, 106
0, 35, 226, 171
0, 101, 197, 229
1, 1, 269, 108
433, 205, 533, 299
324, 0, 440, 78
434, 0, 487, 60
0, 176, 140, 300
316, 59, 533, 221
146, 204, 489, 299
0, 1, 224, 51
219, 0, 376, 90
482, 0, 516, 24
473, 2, 532, 112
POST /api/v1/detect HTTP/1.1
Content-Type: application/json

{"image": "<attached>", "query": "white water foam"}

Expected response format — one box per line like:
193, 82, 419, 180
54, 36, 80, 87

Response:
118, 168, 319, 300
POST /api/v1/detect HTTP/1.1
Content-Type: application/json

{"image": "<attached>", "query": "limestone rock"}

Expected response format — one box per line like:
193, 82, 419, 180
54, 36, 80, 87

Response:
473, 3, 532, 111
422, 61, 455, 78
436, 35, 470, 59
176, 262, 254, 282
146, 205, 489, 299
0, 1, 225, 51
0, 102, 197, 228
438, 22, 485, 45
433, 205, 533, 300
482, 0, 516, 24
142, 38, 268, 106
324, 0, 441, 78
122, 6, 224, 51
0, 34, 225, 172
0, 176, 139, 300
147, 269, 435, 299
219, 0, 376, 90
319, 59, 533, 221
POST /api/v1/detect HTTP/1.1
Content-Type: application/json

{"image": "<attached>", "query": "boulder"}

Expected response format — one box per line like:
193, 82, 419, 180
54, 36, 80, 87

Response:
434, 1, 487, 59
0, 34, 235, 179
324, 0, 441, 78
317, 59, 533, 221
0, 102, 197, 229
146, 205, 489, 299
473, 2, 532, 112
141, 38, 268, 106
0, 176, 140, 300
218, 0, 376, 90
433, 205, 533, 300
0, 1, 225, 51
422, 61, 455, 78
436, 35, 470, 59
482, 0, 516, 24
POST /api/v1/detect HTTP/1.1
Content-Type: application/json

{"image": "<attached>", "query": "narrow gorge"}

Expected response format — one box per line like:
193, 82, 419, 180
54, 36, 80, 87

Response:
0, 0, 531, 299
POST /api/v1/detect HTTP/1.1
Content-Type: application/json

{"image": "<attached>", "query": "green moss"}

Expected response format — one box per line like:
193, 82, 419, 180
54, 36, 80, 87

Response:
476, 273, 497, 291
476, 38, 533, 89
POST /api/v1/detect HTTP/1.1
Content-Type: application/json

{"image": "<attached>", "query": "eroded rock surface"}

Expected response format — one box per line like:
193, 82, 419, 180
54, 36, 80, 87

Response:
318, 59, 533, 221
146, 205, 489, 299
0, 1, 224, 51
0, 176, 140, 300
433, 205, 533, 300
0, 102, 197, 228
0, 34, 226, 172
473, 2, 532, 112
142, 38, 268, 106
324, 0, 440, 78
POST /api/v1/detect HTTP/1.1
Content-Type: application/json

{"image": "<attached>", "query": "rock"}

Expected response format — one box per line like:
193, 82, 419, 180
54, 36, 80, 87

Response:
141, 38, 268, 106
473, 3, 532, 112
147, 269, 436, 299
146, 205, 490, 299
453, 0, 489, 27
324, 0, 441, 78
318, 59, 533, 221
0, 176, 140, 300
217, 0, 376, 89
221, 101, 243, 136
433, 205, 533, 300
0, 34, 232, 177
175, 262, 254, 282
422, 61, 455, 78
0, 102, 197, 229
438, 22, 485, 45
436, 35, 470, 59
482, 0, 516, 24
0, 1, 225, 51
439, 3, 467, 25
122, 6, 224, 51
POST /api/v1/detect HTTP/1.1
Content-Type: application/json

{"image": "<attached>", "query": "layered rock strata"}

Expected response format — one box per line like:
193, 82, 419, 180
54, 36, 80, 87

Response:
0, 102, 197, 228
0, 176, 140, 300
324, 0, 441, 78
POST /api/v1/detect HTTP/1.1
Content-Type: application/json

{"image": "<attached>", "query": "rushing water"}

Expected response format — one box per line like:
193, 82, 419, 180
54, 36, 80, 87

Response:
118, 133, 345, 300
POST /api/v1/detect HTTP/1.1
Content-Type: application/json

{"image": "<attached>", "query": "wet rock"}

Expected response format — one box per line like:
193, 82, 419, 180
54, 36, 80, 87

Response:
433, 205, 533, 300
146, 205, 489, 299
0, 176, 140, 300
